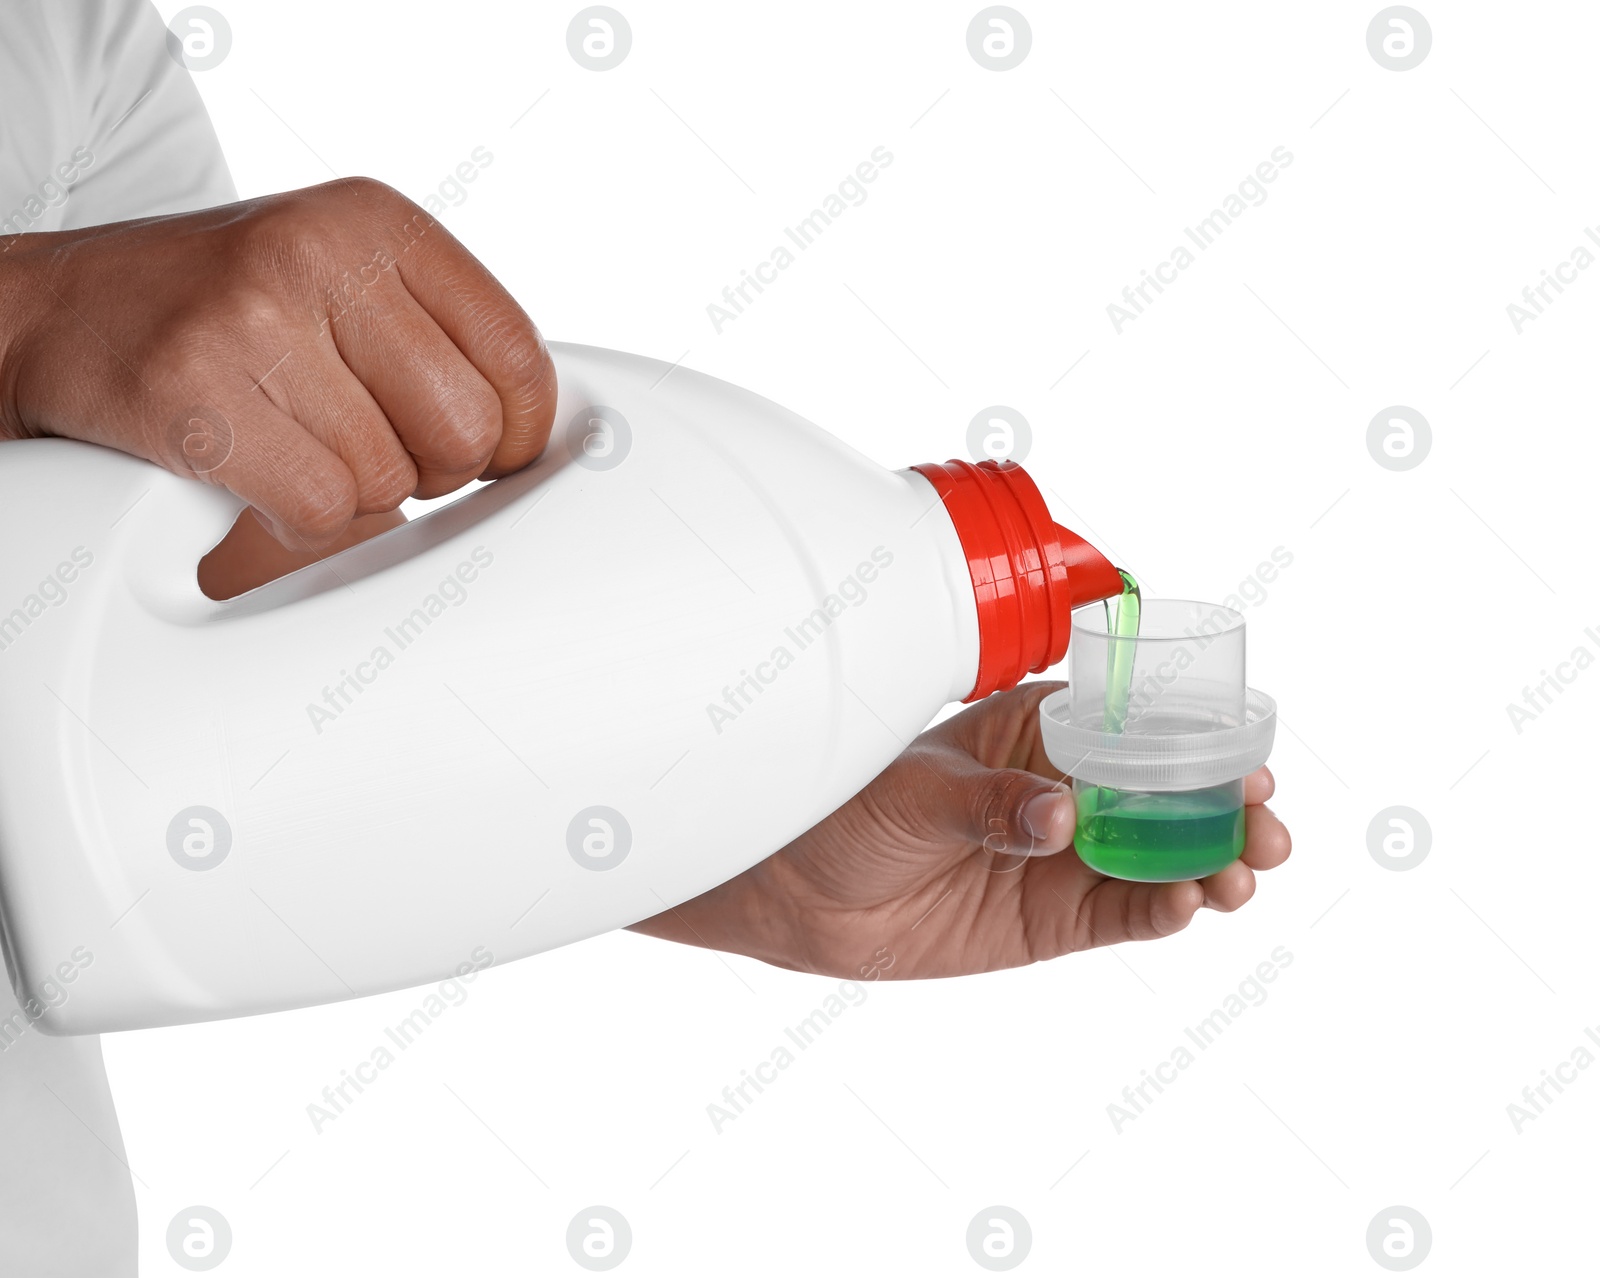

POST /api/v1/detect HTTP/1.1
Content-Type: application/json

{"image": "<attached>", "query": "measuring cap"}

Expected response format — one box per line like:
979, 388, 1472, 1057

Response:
1039, 599, 1277, 791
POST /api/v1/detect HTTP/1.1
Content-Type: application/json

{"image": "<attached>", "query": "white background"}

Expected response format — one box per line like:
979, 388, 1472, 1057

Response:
111, 0, 1597, 1272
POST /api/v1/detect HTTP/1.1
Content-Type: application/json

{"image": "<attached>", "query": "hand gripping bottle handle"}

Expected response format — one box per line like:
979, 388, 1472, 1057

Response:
0, 343, 1121, 1032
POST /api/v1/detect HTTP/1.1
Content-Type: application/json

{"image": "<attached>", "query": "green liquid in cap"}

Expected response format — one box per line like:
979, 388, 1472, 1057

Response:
1073, 570, 1246, 882
1075, 782, 1245, 882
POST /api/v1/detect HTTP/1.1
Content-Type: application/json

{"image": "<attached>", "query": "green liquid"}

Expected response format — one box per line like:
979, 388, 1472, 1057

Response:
1074, 782, 1246, 882
1077, 571, 1245, 882
1101, 568, 1141, 733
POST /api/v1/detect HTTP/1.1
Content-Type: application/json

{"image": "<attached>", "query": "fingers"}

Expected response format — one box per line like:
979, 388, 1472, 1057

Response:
263, 351, 417, 516
186, 398, 358, 549
1082, 878, 1207, 945
1022, 868, 1206, 957
1023, 858, 1254, 961
1019, 770, 1290, 959
394, 219, 558, 478
1240, 802, 1292, 871
1244, 765, 1275, 805
1197, 860, 1256, 911
9, 179, 557, 555
328, 283, 506, 499
198, 507, 406, 599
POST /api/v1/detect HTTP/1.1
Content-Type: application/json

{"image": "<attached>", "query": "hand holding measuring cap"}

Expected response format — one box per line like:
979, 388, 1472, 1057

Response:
630, 681, 1291, 978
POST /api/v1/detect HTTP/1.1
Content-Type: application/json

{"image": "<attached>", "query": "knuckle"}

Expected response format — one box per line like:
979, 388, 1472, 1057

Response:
428, 380, 502, 470
477, 306, 543, 372
280, 466, 358, 544
143, 320, 216, 391
216, 287, 289, 345
340, 175, 407, 210
358, 456, 418, 511
232, 199, 327, 273
337, 177, 432, 243
143, 289, 289, 388
236, 184, 413, 283
974, 773, 1034, 847
501, 329, 559, 419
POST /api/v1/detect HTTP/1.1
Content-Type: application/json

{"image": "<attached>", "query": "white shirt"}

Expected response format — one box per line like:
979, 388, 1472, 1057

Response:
0, 0, 236, 234
0, 4, 234, 1273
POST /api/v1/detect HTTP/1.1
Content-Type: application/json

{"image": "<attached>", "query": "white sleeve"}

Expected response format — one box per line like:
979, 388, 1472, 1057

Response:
0, 9, 233, 1266
38, 0, 238, 226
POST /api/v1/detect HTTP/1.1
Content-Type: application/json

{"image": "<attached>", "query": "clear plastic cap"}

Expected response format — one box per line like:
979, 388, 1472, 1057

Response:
1039, 599, 1276, 791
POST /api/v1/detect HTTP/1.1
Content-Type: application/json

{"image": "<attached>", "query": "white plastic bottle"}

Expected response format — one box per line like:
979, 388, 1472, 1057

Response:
0, 343, 1122, 1032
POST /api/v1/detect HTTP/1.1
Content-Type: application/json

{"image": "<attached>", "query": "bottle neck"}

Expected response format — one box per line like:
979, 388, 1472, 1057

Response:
910, 459, 1123, 701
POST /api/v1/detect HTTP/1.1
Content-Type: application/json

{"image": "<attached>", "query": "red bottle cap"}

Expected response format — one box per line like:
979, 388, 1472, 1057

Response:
912, 459, 1124, 702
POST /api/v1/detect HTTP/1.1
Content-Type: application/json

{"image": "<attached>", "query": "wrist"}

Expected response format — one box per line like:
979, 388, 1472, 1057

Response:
627, 855, 811, 973
0, 231, 59, 441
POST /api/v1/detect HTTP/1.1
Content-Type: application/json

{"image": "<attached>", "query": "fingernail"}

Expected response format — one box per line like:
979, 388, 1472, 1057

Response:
1021, 793, 1065, 842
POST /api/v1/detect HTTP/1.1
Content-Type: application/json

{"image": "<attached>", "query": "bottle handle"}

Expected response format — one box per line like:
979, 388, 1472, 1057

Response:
116, 444, 548, 620
118, 457, 249, 618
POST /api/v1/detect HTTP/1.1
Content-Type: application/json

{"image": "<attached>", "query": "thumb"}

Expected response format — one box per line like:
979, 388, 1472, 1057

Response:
936, 757, 1076, 859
